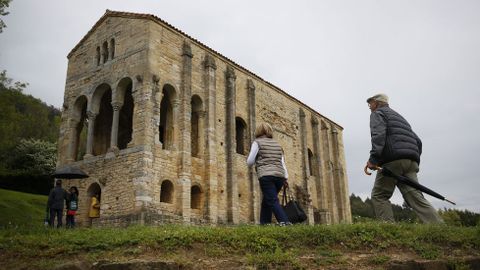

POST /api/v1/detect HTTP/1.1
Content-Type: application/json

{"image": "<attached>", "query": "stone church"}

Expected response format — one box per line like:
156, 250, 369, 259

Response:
57, 10, 351, 226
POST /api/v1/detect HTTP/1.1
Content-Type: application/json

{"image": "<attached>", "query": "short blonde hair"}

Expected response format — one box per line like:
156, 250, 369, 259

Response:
255, 123, 273, 138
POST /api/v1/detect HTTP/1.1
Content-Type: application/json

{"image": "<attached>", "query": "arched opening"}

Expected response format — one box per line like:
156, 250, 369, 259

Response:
191, 95, 203, 157
235, 117, 247, 155
92, 84, 112, 156
72, 96, 88, 161
308, 148, 314, 176
117, 78, 133, 149
191, 185, 202, 209
96, 47, 101, 66
86, 183, 102, 219
160, 180, 174, 203
102, 41, 108, 64
109, 39, 115, 60
159, 84, 176, 150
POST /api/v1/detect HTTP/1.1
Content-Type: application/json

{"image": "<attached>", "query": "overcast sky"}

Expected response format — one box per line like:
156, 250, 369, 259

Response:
1, 0, 479, 212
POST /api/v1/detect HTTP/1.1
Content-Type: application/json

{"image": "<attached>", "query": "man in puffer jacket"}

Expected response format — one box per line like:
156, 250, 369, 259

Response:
47, 179, 67, 228
365, 93, 443, 224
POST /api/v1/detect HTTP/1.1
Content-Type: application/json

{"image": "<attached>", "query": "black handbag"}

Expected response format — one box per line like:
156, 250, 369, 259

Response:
281, 186, 307, 223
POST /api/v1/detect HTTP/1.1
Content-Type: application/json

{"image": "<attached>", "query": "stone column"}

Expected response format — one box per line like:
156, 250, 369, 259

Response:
331, 128, 352, 223
129, 75, 143, 147
197, 111, 206, 158
84, 111, 97, 158
225, 66, 239, 224
153, 83, 163, 146
179, 41, 193, 222
311, 116, 330, 224
171, 99, 180, 151
299, 109, 314, 224
247, 79, 258, 223
109, 101, 123, 152
204, 54, 218, 223
66, 118, 80, 162
321, 121, 338, 223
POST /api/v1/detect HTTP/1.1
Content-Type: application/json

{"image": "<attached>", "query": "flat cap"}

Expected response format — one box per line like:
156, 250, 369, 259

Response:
366, 93, 389, 103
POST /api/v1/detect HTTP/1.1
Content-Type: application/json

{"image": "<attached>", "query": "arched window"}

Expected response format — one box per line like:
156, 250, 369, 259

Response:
92, 84, 112, 156
191, 185, 202, 209
308, 148, 314, 176
159, 85, 176, 150
191, 95, 203, 157
72, 96, 88, 161
117, 78, 133, 149
160, 180, 174, 203
102, 41, 109, 64
96, 47, 101, 66
109, 39, 115, 60
235, 117, 247, 155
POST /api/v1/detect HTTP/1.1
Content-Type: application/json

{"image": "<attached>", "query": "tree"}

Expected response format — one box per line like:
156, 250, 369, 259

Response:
7, 139, 57, 175
0, 0, 11, 33
438, 208, 462, 226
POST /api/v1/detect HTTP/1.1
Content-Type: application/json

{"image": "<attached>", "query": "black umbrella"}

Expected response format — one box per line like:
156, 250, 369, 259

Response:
365, 165, 455, 205
52, 166, 89, 179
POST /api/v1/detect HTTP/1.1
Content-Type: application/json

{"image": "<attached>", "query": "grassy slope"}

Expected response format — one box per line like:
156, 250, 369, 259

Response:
0, 188, 47, 226
0, 189, 479, 269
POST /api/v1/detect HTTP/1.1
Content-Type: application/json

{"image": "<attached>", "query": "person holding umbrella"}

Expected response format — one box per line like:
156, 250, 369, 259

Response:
364, 93, 443, 224
47, 179, 68, 228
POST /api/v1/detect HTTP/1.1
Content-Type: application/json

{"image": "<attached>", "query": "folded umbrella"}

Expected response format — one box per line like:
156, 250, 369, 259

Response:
365, 165, 455, 205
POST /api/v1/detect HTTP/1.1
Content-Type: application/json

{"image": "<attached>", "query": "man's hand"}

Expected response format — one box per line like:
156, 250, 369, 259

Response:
283, 179, 289, 188
364, 161, 377, 175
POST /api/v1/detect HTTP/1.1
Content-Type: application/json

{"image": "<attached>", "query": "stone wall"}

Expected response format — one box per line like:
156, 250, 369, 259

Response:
57, 11, 351, 226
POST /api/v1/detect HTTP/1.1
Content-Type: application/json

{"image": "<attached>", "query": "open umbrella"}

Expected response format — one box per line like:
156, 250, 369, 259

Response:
52, 166, 89, 179
364, 166, 455, 205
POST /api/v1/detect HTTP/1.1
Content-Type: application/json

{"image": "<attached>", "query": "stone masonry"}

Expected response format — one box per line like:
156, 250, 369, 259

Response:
57, 10, 352, 226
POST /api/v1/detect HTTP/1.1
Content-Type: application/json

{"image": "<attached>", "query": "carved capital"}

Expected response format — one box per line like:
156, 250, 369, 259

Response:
152, 75, 160, 85
87, 111, 97, 121
299, 109, 306, 118
226, 66, 236, 80
136, 75, 143, 83
182, 41, 193, 58
172, 99, 180, 108
311, 117, 319, 126
247, 79, 255, 91
197, 111, 206, 118
111, 101, 123, 111
204, 54, 217, 70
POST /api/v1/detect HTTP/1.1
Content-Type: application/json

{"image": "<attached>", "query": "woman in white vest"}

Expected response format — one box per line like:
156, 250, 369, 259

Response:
247, 123, 291, 226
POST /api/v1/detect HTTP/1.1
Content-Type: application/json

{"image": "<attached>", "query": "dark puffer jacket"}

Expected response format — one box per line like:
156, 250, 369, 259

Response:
369, 105, 422, 166
47, 186, 67, 210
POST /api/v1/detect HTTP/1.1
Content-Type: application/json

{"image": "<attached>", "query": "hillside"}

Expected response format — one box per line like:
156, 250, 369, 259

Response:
0, 219, 479, 269
0, 188, 47, 226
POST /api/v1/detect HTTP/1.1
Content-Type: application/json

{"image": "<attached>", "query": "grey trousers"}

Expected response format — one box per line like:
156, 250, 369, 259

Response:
371, 159, 444, 224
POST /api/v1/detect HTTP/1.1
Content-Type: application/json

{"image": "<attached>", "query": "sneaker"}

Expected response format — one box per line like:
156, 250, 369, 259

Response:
278, 222, 292, 226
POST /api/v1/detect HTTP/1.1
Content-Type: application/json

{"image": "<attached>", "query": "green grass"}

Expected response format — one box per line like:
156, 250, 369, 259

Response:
0, 223, 478, 269
0, 189, 479, 269
0, 188, 47, 227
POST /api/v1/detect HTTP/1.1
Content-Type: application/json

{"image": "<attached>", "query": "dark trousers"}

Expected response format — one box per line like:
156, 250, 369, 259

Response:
259, 176, 289, 224
66, 214, 75, 228
49, 208, 63, 228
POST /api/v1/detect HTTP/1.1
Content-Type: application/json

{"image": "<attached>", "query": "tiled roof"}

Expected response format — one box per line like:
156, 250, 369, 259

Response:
67, 10, 342, 129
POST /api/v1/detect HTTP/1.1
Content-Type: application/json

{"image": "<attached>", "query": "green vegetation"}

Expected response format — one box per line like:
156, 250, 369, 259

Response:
0, 188, 47, 227
0, 220, 478, 269
0, 72, 60, 175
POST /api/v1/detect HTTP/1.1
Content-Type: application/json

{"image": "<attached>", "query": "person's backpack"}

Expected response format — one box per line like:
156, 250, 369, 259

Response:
69, 199, 78, 211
